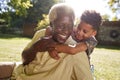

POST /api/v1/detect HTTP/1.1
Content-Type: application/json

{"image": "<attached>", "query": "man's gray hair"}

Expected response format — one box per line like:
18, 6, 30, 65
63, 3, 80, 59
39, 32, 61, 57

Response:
49, 3, 75, 22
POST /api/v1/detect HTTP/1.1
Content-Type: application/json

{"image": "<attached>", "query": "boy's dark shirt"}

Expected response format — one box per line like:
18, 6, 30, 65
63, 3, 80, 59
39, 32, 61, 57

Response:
84, 36, 97, 60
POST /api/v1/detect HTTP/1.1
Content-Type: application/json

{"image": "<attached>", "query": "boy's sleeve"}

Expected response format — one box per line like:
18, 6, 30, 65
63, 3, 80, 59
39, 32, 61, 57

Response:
85, 36, 98, 57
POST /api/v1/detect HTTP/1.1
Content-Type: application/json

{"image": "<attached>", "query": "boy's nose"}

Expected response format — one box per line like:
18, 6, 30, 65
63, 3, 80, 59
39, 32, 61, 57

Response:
78, 30, 84, 35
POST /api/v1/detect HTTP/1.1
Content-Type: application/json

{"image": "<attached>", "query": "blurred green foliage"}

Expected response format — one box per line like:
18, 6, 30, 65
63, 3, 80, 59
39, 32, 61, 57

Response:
36, 14, 49, 30
0, 0, 59, 34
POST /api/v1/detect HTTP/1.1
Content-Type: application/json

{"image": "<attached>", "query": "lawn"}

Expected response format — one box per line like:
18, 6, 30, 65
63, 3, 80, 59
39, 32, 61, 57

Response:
90, 47, 120, 80
0, 33, 31, 61
0, 33, 120, 80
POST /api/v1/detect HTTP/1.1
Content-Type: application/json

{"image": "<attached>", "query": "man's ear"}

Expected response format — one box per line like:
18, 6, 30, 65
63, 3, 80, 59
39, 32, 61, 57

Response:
50, 22, 53, 27
49, 22, 54, 33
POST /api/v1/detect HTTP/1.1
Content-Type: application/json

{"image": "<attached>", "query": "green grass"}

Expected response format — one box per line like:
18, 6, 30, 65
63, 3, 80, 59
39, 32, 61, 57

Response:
91, 46, 120, 80
0, 33, 31, 61
0, 33, 120, 80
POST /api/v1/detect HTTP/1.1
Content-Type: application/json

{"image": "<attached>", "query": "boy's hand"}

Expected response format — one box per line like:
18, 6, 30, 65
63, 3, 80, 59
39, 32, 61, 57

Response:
22, 48, 36, 65
22, 38, 55, 65
48, 47, 60, 60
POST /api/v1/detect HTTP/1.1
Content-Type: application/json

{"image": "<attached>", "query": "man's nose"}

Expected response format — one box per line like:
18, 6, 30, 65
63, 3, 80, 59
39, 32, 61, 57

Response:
63, 27, 70, 34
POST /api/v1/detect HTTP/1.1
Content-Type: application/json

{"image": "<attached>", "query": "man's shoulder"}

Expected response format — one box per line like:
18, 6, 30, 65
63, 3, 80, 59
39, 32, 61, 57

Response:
34, 29, 46, 38
36, 29, 46, 34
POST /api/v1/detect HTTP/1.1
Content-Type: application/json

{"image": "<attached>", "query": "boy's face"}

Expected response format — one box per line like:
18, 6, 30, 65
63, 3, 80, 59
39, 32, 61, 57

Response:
52, 16, 73, 43
75, 21, 96, 41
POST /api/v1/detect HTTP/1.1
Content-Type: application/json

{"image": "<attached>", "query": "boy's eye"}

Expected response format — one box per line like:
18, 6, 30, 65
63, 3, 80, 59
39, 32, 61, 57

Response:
83, 30, 87, 33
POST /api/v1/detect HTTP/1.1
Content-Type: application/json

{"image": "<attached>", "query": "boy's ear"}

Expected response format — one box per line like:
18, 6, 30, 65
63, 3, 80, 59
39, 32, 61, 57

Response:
93, 30, 97, 36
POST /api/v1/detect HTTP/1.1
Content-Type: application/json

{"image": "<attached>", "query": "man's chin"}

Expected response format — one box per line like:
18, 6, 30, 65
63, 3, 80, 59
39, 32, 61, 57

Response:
57, 39, 66, 44
58, 40, 65, 44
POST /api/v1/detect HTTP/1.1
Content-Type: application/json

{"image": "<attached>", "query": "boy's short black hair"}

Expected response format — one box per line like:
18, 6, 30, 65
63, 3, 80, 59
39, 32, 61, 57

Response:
81, 10, 102, 31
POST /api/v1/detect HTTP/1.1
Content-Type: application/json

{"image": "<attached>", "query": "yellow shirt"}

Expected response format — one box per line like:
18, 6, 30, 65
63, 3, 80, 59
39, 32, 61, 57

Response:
12, 29, 93, 80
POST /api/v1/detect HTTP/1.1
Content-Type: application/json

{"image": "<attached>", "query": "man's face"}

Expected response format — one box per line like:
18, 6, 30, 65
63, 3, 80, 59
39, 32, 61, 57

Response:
52, 16, 73, 43
75, 21, 96, 41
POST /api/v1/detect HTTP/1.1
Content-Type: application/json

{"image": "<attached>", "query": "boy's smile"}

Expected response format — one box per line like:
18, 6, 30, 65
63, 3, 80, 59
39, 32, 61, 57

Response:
74, 21, 96, 41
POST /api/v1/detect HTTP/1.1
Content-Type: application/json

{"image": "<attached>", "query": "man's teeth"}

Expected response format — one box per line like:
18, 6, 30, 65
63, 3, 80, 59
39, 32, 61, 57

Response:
59, 35, 67, 38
